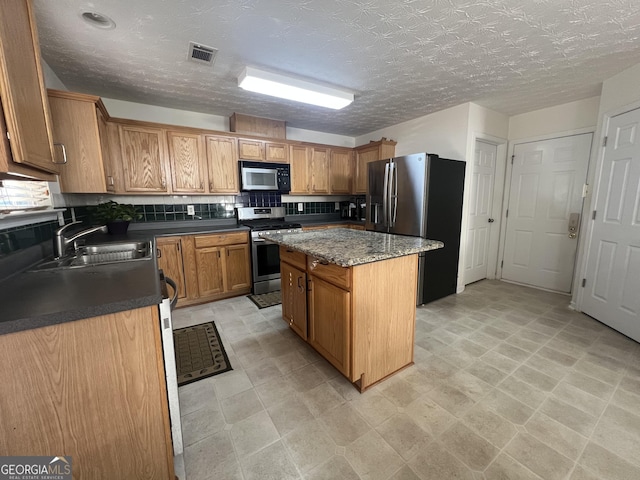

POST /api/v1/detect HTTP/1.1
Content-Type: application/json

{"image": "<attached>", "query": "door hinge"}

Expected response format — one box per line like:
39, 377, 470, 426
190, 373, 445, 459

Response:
506, 209, 509, 218
602, 136, 608, 147
511, 155, 514, 165
592, 210, 596, 220
5, 131, 10, 141
582, 278, 586, 288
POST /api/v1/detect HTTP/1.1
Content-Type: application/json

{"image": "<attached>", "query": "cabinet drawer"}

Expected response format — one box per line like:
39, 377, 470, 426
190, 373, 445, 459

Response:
307, 256, 351, 290
280, 246, 306, 270
194, 231, 248, 248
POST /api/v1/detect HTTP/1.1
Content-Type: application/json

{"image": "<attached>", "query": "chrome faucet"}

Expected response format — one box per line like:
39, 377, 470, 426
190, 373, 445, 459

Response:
53, 221, 107, 259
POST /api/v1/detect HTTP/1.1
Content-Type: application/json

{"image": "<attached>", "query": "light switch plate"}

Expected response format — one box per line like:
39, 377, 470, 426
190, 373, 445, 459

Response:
187, 205, 195, 216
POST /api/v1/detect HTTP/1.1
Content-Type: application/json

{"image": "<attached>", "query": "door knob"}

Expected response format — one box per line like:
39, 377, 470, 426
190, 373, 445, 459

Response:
488, 218, 495, 223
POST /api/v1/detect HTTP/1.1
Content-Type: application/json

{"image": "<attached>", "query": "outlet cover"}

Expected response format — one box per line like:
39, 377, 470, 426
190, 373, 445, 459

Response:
187, 205, 195, 215
297, 202, 303, 212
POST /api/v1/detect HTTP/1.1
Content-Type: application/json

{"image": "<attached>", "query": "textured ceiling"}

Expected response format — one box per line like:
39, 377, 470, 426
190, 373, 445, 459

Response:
34, 0, 640, 136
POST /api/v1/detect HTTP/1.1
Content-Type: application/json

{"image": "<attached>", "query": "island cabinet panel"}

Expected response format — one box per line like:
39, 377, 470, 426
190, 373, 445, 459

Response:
119, 125, 169, 193
308, 275, 351, 377
0, 306, 174, 479
156, 236, 187, 299
281, 260, 308, 340
166, 130, 207, 193
206, 135, 239, 193
351, 254, 417, 386
0, 0, 57, 175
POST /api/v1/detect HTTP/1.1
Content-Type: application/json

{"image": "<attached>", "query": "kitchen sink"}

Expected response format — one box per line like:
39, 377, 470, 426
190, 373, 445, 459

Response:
30, 240, 153, 271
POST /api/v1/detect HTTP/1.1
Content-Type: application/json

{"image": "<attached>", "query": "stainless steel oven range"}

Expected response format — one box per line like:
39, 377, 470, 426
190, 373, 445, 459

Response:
237, 206, 302, 294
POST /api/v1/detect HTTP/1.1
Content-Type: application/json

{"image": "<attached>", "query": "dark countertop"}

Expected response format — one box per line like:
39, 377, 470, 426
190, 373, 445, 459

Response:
0, 220, 248, 336
264, 228, 443, 267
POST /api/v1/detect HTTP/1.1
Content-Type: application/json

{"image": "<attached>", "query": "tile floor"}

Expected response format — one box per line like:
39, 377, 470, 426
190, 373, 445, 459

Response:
173, 280, 640, 480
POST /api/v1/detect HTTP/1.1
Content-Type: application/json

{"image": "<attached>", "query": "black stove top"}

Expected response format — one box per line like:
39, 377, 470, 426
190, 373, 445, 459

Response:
239, 219, 302, 231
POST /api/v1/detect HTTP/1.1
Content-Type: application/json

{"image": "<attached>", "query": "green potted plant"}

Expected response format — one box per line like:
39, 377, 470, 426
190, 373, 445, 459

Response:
90, 201, 142, 234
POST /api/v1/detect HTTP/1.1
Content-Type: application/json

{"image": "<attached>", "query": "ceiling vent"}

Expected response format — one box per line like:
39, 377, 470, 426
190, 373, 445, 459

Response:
187, 42, 217, 65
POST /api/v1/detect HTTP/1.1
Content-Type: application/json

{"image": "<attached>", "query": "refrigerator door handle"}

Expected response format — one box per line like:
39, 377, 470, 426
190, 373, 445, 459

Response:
390, 162, 398, 227
383, 162, 390, 227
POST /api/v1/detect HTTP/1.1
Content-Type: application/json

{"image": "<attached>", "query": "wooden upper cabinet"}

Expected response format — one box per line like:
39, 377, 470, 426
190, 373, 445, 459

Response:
330, 148, 353, 194
47, 90, 111, 193
265, 142, 288, 163
103, 120, 123, 192
166, 130, 207, 193
238, 138, 289, 163
290, 145, 309, 193
309, 147, 330, 194
119, 125, 169, 193
237, 139, 264, 161
206, 135, 239, 193
354, 139, 397, 194
0, 0, 57, 175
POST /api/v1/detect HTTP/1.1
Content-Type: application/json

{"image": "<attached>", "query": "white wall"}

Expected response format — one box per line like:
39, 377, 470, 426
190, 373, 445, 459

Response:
41, 59, 67, 90
508, 97, 600, 141
102, 98, 355, 146
355, 103, 471, 159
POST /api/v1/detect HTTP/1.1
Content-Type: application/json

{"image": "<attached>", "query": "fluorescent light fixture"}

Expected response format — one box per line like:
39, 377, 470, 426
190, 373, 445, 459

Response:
238, 67, 354, 110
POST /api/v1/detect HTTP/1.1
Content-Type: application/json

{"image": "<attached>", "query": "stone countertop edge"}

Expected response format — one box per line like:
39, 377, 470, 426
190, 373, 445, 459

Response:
264, 228, 444, 267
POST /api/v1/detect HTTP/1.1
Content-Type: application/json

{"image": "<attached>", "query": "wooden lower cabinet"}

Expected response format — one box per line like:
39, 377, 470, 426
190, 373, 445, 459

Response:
281, 260, 308, 340
157, 236, 187, 299
279, 246, 418, 392
308, 275, 350, 376
159, 231, 251, 307
0, 306, 174, 479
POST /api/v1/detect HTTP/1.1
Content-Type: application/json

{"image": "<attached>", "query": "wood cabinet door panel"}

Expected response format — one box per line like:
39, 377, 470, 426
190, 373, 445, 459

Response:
167, 131, 206, 193
265, 142, 288, 163
281, 261, 308, 340
156, 237, 186, 299
290, 145, 309, 193
355, 147, 380, 194
310, 147, 330, 193
48, 95, 107, 193
119, 125, 168, 192
195, 247, 225, 296
309, 275, 350, 376
330, 149, 353, 194
206, 135, 239, 193
194, 231, 248, 248
224, 244, 251, 292
238, 139, 265, 160
0, 0, 56, 173
96, 108, 115, 193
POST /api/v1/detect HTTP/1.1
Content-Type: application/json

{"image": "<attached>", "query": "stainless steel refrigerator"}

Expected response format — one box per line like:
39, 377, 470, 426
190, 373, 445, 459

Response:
366, 153, 465, 304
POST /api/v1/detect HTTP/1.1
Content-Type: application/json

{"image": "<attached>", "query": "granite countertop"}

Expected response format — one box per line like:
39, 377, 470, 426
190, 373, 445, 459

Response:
263, 228, 443, 267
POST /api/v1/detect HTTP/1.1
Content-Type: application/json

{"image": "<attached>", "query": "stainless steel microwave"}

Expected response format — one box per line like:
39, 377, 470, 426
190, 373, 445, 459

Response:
239, 161, 291, 193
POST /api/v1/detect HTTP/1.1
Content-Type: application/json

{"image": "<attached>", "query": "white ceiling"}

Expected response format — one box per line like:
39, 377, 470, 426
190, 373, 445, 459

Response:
34, 0, 640, 137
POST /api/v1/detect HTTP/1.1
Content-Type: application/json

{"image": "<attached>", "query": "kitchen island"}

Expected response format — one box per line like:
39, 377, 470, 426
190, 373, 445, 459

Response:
263, 228, 443, 391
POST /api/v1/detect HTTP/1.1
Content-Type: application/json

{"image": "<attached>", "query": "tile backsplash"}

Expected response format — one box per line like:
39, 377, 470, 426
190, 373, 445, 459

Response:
0, 220, 59, 257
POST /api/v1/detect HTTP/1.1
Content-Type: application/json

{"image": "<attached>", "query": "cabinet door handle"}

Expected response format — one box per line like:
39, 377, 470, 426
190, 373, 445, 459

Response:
176, 243, 180, 252
209, 182, 214, 192
157, 248, 161, 258
297, 276, 305, 292
217, 251, 220, 258
52, 143, 68, 164
307, 279, 312, 291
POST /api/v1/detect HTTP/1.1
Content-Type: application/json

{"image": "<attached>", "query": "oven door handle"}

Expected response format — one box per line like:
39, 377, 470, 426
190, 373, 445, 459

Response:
252, 238, 268, 243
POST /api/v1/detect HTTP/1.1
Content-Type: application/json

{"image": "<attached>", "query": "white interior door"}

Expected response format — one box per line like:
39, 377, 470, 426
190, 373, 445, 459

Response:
502, 134, 592, 292
581, 108, 640, 341
465, 140, 498, 284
